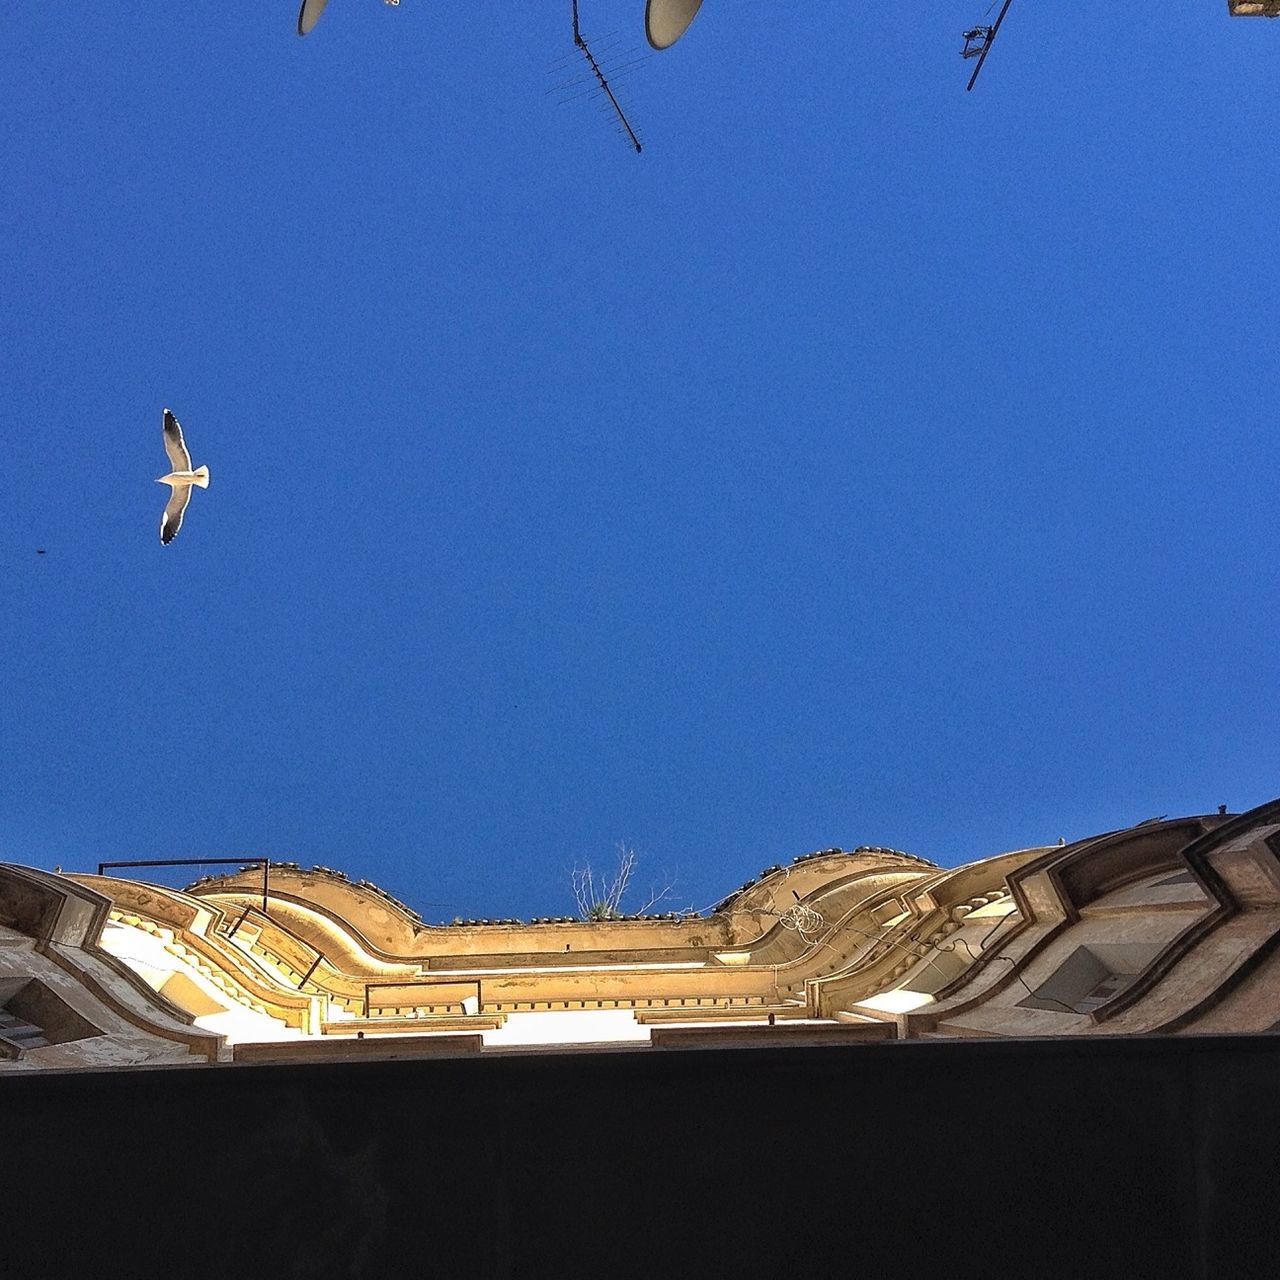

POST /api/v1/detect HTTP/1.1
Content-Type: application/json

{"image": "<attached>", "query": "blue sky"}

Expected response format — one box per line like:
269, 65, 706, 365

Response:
2, 3, 1276, 920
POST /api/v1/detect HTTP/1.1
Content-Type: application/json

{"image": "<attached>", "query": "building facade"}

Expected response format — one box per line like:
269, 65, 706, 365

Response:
3, 796, 1279, 1070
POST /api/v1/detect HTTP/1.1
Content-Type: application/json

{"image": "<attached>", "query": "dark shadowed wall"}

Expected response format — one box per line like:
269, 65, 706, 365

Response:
2, 1035, 1276, 1279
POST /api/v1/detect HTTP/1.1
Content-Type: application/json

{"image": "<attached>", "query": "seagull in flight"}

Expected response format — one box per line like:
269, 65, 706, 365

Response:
156, 408, 210, 545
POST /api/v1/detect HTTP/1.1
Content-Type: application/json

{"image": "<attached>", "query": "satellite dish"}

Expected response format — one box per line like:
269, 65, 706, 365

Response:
298, 0, 330, 36
645, 0, 703, 50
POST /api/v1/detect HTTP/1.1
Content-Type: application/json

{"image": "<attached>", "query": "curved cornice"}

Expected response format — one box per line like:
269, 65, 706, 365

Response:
17, 806, 1278, 1048
0, 864, 223, 1059
177, 846, 937, 963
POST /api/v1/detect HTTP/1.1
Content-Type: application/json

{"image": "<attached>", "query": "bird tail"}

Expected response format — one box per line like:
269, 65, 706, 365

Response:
191, 465, 210, 488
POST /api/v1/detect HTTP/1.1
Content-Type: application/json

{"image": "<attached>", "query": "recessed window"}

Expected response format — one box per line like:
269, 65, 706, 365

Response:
0, 977, 103, 1057
1017, 944, 1161, 1015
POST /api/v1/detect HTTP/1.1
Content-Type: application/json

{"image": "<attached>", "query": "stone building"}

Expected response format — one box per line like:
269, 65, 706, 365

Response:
4, 796, 1278, 1068
5, 800, 1279, 1279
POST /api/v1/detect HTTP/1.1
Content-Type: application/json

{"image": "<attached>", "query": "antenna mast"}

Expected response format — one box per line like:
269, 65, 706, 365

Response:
570, 0, 643, 153
961, 0, 1016, 91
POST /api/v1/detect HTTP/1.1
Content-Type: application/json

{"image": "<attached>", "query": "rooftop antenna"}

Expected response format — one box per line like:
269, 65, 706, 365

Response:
551, 0, 645, 153
961, 0, 1016, 91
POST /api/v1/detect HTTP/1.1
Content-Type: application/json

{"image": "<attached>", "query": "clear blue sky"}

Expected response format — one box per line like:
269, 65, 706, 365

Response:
2, 3, 1276, 920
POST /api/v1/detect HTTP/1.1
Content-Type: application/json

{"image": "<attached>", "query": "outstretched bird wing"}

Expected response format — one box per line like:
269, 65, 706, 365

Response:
160, 485, 191, 545
163, 408, 192, 471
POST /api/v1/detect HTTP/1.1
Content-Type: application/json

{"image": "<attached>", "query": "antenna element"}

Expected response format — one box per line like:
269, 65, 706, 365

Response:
962, 0, 1016, 92
567, 0, 644, 153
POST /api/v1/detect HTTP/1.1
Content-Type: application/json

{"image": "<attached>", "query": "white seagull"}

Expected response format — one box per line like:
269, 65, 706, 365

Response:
156, 408, 210, 545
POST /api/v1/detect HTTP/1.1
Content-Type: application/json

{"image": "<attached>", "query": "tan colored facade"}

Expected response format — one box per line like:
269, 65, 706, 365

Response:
3, 797, 1279, 1070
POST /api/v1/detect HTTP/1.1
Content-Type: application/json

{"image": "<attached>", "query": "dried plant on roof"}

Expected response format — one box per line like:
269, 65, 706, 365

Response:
571, 844, 675, 921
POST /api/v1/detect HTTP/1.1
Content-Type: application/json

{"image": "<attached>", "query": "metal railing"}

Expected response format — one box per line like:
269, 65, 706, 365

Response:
95, 857, 270, 914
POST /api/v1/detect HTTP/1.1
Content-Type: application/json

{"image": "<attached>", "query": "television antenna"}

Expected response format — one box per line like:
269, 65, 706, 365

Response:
548, 0, 646, 154
961, 0, 1016, 91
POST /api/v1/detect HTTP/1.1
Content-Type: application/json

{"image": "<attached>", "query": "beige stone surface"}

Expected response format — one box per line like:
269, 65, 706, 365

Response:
5, 800, 1280, 1072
